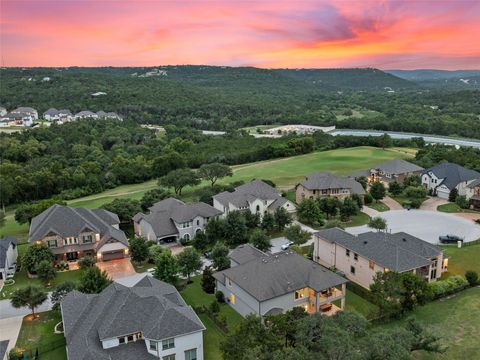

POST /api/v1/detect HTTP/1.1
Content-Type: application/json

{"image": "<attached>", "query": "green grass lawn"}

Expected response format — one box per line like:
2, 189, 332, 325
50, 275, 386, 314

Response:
341, 212, 371, 227
375, 287, 480, 360
437, 203, 479, 214
15, 311, 67, 360
369, 201, 390, 212
343, 290, 378, 319
441, 243, 480, 277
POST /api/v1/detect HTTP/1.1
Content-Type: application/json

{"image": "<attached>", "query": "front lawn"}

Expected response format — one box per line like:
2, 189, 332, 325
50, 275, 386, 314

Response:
375, 287, 480, 360
437, 203, 479, 214
368, 201, 389, 212
15, 311, 67, 360
344, 290, 378, 319
441, 243, 480, 277
342, 212, 371, 227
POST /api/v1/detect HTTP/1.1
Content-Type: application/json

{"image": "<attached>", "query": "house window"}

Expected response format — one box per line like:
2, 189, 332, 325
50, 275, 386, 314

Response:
162, 338, 175, 350
181, 222, 191, 229
346, 249, 350, 257
48, 240, 57, 248
119, 337, 125, 344
149, 341, 157, 351
127, 335, 134, 342
350, 266, 356, 275
83, 235, 92, 244
185, 349, 197, 360
196, 220, 200, 226
163, 355, 176, 360
136, 332, 142, 340
183, 234, 190, 241
256, 205, 260, 212
430, 268, 437, 280
369, 260, 375, 270
354, 253, 358, 261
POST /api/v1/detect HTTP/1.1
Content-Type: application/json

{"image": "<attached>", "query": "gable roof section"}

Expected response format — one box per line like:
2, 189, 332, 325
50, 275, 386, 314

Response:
213, 180, 287, 208
29, 204, 127, 245
424, 162, 480, 190
215, 249, 347, 301
315, 228, 440, 272
61, 275, 204, 360
299, 172, 366, 194
372, 159, 424, 174
229, 243, 266, 265
467, 178, 480, 189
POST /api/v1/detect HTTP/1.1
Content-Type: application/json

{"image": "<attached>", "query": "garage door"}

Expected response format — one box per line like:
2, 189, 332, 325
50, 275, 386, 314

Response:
437, 189, 449, 200
102, 250, 124, 261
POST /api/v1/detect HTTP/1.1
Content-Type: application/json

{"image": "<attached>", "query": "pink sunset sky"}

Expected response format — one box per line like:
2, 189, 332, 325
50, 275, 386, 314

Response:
1, 0, 479, 69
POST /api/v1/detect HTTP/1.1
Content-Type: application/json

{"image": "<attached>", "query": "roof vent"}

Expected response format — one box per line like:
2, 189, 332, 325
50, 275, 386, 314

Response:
363, 241, 368, 245
402, 238, 407, 242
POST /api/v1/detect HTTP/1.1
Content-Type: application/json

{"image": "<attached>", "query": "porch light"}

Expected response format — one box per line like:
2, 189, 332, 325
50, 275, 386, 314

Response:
124, 248, 129, 255
97, 253, 102, 259
443, 258, 448, 268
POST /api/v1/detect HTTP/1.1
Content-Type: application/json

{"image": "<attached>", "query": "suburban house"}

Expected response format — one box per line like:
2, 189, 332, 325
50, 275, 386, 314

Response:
350, 158, 424, 185
133, 198, 222, 243
0, 112, 34, 127
0, 236, 17, 280
214, 244, 348, 317
74, 110, 98, 119
29, 204, 128, 262
11, 106, 38, 119
313, 228, 447, 289
421, 162, 480, 200
213, 180, 296, 218
466, 179, 480, 209
43, 108, 73, 122
295, 172, 365, 203
263, 124, 336, 136
61, 274, 205, 360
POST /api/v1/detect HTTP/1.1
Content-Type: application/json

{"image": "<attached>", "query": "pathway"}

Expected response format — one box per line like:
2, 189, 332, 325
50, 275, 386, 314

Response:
361, 206, 379, 218
0, 316, 23, 355
382, 196, 404, 210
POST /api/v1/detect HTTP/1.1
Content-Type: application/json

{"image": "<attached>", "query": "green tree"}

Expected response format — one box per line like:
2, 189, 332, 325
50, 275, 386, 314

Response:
274, 207, 292, 231
10, 285, 48, 318
22, 244, 54, 274
201, 266, 216, 294
78, 267, 112, 294
389, 181, 403, 196
101, 198, 142, 223
78, 256, 95, 269
15, 199, 67, 224
211, 242, 230, 270
448, 187, 458, 202
204, 218, 226, 242
140, 188, 173, 211
129, 236, 150, 263
198, 163, 233, 186
285, 225, 311, 245
261, 212, 276, 233
455, 195, 470, 209
148, 244, 167, 263
403, 175, 421, 187
224, 211, 248, 247
339, 197, 359, 222
368, 216, 387, 232
176, 247, 202, 282
357, 176, 368, 190
318, 197, 341, 219
159, 168, 200, 195
154, 251, 179, 284
404, 186, 427, 199
35, 260, 56, 285
244, 211, 261, 229
297, 198, 324, 226
249, 229, 271, 252
152, 151, 186, 178
51, 281, 76, 312
369, 181, 386, 202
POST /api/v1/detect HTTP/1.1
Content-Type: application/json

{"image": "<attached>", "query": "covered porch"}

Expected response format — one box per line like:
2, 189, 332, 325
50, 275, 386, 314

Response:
295, 283, 346, 316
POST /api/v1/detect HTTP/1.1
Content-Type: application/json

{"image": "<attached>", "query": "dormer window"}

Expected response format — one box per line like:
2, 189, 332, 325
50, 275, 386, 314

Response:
83, 235, 93, 244
162, 337, 175, 350
48, 240, 57, 248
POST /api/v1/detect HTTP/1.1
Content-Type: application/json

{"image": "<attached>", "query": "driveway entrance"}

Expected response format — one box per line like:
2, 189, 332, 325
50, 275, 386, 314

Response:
96, 258, 136, 280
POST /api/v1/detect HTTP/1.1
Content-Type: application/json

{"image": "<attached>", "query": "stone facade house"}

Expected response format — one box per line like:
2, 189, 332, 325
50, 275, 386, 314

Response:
313, 228, 447, 289
213, 180, 296, 218
29, 204, 128, 262
133, 198, 222, 243
295, 172, 365, 203
61, 274, 205, 360
214, 244, 348, 317
350, 158, 424, 185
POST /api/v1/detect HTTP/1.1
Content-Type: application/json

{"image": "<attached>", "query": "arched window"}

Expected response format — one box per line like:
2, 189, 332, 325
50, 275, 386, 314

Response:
256, 205, 260, 213
183, 233, 190, 241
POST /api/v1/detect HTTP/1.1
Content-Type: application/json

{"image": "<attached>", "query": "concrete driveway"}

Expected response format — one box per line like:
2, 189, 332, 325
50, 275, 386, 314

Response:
0, 316, 23, 354
0, 295, 52, 320
346, 209, 480, 244
421, 197, 449, 211
96, 258, 136, 280
382, 196, 404, 210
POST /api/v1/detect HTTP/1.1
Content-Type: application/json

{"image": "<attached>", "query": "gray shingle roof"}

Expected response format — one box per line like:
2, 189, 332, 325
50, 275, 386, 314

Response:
299, 172, 366, 194
215, 249, 347, 301
229, 243, 266, 265
0, 236, 17, 268
29, 204, 127, 246
315, 228, 442, 272
213, 180, 288, 209
61, 275, 204, 360
0, 340, 8, 360
424, 162, 480, 190
467, 178, 480, 189
133, 198, 221, 239
371, 159, 424, 175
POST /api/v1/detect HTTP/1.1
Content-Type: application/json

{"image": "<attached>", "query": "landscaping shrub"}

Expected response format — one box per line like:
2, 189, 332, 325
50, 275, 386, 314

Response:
363, 193, 373, 205
9, 348, 23, 360
404, 186, 427, 199
215, 290, 225, 303
428, 275, 469, 299
465, 271, 478, 286
409, 198, 423, 209
455, 195, 470, 209
78, 256, 95, 269
209, 299, 220, 315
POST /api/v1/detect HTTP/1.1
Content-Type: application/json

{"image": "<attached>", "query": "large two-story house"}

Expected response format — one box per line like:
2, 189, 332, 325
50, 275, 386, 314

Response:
61, 274, 205, 360
421, 162, 480, 200
43, 108, 73, 123
213, 180, 296, 218
29, 204, 128, 262
0, 236, 18, 280
214, 244, 348, 317
313, 228, 447, 289
295, 172, 365, 203
133, 198, 222, 243
350, 159, 424, 185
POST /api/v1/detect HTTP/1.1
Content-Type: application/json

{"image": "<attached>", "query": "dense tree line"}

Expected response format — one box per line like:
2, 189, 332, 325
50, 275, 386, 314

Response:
1, 67, 479, 138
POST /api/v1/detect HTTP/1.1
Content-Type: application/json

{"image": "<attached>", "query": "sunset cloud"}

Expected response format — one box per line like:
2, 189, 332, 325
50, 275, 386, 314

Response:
1, 0, 479, 69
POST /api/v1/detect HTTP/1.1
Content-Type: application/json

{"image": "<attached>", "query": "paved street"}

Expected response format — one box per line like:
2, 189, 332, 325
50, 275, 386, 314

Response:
271, 221, 317, 253
346, 209, 480, 244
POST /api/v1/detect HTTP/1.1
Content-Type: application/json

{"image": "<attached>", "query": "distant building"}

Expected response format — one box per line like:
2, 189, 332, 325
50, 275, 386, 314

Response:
91, 92, 107, 97
43, 108, 73, 123
295, 172, 365, 203
0, 112, 34, 127
263, 124, 335, 136
74, 110, 98, 119
11, 107, 38, 119
350, 159, 424, 185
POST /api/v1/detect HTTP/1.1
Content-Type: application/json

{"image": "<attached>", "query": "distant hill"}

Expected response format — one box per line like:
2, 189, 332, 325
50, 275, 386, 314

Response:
386, 69, 480, 89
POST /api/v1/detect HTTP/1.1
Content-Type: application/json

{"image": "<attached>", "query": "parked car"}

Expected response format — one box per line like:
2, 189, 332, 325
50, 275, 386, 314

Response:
281, 241, 294, 250
439, 234, 464, 244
